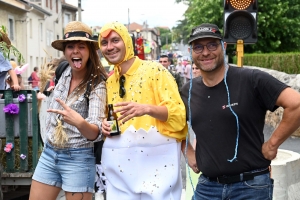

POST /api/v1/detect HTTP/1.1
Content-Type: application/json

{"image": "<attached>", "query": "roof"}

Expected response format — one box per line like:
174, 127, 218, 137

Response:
19, 0, 52, 16
158, 26, 170, 30
93, 26, 102, 29
62, 0, 79, 11
127, 22, 143, 32
126, 22, 159, 35
0, 0, 28, 12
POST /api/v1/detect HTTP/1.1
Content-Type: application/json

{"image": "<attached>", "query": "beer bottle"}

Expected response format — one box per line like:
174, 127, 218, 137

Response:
107, 104, 120, 136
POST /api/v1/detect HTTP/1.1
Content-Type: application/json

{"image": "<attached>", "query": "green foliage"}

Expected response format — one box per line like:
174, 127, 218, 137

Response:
185, 0, 223, 29
174, 0, 300, 53
245, 0, 300, 53
174, 0, 190, 4
161, 44, 172, 51
176, 0, 223, 44
156, 27, 172, 47
0, 25, 24, 63
172, 18, 190, 44
243, 53, 300, 74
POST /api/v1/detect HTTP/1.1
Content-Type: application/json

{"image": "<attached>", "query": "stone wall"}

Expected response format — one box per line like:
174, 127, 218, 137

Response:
244, 66, 300, 137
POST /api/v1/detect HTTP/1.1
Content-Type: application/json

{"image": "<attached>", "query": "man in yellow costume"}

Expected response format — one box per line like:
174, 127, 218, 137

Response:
99, 21, 188, 200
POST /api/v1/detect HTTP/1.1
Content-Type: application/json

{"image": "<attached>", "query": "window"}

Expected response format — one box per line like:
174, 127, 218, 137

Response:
40, 23, 43, 41
46, 0, 48, 7
30, 56, 33, 67
29, 19, 32, 38
64, 13, 71, 26
8, 17, 14, 41
56, 0, 58, 13
36, 57, 39, 67
50, 31, 54, 44
50, 0, 52, 10
46, 30, 50, 46
46, 30, 53, 46
57, 35, 60, 56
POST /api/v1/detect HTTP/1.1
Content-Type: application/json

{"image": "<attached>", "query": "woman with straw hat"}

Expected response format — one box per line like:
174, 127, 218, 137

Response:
29, 21, 107, 200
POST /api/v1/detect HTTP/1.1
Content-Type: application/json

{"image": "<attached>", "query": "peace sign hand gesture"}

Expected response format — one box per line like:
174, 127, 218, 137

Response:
47, 98, 83, 127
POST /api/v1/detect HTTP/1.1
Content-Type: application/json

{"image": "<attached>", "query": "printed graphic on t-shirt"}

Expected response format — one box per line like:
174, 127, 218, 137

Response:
222, 102, 238, 109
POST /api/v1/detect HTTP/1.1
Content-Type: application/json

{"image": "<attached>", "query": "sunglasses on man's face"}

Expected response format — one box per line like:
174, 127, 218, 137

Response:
119, 75, 126, 98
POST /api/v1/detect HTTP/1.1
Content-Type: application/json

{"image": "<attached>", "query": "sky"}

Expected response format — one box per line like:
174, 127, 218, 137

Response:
66, 0, 188, 29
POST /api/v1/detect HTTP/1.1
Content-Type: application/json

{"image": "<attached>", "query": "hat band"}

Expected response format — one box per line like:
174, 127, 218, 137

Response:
63, 31, 92, 39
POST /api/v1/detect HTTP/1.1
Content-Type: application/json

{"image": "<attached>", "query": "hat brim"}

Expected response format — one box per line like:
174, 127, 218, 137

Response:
51, 37, 99, 51
188, 35, 222, 44
0, 31, 11, 47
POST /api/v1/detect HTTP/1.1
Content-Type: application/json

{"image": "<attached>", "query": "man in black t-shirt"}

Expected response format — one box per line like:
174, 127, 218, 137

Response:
180, 23, 300, 200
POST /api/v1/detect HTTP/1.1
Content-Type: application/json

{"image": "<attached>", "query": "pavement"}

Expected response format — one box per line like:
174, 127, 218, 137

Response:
264, 125, 300, 154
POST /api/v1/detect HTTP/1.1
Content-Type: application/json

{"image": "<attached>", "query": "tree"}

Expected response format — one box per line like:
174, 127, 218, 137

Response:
174, 0, 190, 4
247, 0, 300, 53
174, 0, 300, 53
172, 18, 190, 44
156, 27, 172, 48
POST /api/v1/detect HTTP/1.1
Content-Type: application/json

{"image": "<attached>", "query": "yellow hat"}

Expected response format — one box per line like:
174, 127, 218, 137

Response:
98, 21, 134, 66
51, 21, 98, 51
10, 60, 17, 69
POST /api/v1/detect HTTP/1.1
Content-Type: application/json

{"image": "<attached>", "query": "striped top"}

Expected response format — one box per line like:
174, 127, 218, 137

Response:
45, 66, 106, 148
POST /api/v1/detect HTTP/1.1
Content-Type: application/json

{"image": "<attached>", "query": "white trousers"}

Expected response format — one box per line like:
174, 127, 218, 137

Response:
102, 125, 182, 200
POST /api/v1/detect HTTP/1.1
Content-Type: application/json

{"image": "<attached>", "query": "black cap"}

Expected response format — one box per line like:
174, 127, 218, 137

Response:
188, 23, 222, 44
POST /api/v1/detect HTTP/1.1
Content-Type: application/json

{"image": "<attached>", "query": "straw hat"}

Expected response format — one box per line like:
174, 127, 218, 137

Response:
0, 29, 11, 47
51, 21, 99, 51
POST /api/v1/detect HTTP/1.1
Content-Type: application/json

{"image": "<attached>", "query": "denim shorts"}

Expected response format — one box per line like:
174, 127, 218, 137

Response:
193, 168, 274, 200
32, 142, 96, 193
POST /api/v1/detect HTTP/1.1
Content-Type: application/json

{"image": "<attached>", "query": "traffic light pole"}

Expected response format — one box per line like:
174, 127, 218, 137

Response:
236, 40, 244, 67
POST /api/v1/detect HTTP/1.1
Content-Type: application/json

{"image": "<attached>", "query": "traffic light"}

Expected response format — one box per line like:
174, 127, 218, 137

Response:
223, 0, 258, 44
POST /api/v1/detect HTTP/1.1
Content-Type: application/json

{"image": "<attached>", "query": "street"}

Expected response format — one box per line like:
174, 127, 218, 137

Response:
3, 125, 300, 200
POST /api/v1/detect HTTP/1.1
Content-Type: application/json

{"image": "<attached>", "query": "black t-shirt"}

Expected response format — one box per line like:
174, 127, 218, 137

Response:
180, 66, 288, 177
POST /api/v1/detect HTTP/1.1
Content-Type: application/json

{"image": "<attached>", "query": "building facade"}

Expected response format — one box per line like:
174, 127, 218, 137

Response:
0, 0, 77, 82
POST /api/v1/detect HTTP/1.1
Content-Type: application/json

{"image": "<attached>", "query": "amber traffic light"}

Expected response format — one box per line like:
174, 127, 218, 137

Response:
223, 0, 258, 44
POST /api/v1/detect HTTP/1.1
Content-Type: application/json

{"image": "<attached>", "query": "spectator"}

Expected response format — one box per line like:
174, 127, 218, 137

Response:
159, 54, 183, 89
192, 63, 201, 78
180, 23, 300, 199
175, 60, 185, 84
30, 67, 40, 90
0, 30, 20, 91
10, 58, 17, 69
183, 60, 192, 83
6, 74, 24, 91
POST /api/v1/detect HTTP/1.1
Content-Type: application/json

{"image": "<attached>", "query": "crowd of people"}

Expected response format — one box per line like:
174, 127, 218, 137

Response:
1, 20, 300, 200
